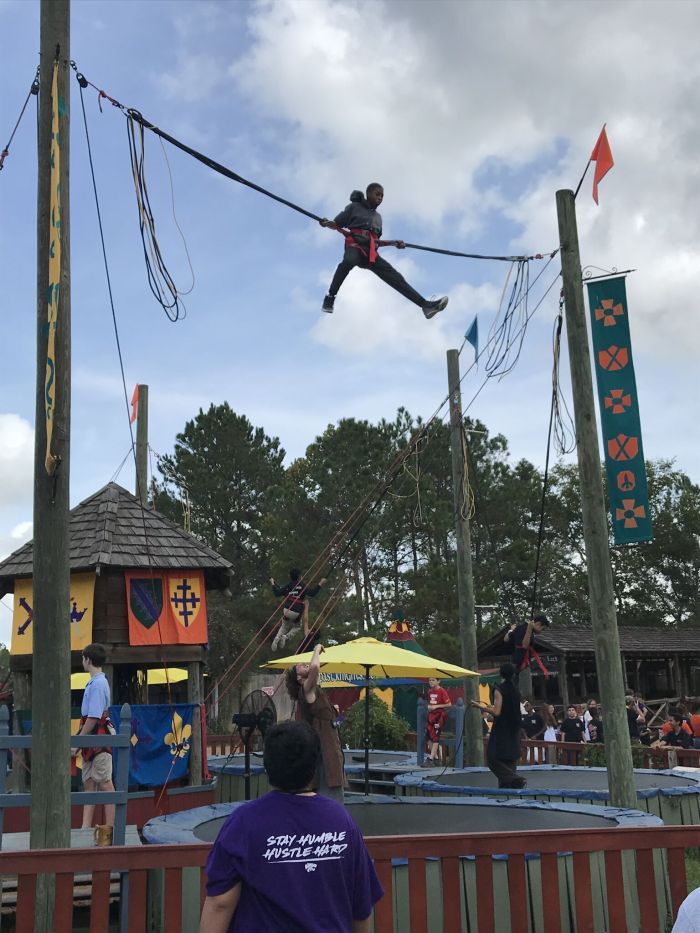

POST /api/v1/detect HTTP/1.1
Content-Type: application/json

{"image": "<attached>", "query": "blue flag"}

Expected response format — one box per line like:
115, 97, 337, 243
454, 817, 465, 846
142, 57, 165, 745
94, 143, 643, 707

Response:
110, 703, 195, 787
465, 316, 479, 361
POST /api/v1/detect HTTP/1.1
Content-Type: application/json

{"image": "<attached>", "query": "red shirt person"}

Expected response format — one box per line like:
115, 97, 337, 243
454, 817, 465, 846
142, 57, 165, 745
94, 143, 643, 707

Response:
423, 678, 451, 767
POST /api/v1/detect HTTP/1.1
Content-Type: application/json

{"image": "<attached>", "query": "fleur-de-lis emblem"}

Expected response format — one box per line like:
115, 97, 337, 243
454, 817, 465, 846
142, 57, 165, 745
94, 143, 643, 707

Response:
164, 712, 192, 758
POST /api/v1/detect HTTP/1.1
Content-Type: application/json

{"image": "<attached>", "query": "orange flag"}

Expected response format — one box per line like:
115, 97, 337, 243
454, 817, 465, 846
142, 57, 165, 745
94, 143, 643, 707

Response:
130, 384, 139, 424
591, 127, 614, 204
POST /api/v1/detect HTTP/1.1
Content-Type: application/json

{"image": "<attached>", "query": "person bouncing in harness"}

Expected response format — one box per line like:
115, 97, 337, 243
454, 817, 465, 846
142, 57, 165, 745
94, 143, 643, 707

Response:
422, 677, 451, 767
319, 183, 449, 319
505, 614, 550, 678
270, 568, 327, 652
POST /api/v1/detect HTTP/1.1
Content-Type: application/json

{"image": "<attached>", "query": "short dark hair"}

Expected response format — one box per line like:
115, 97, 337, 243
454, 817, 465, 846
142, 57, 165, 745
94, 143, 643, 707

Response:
499, 662, 516, 681
366, 182, 383, 195
263, 721, 320, 792
82, 643, 106, 667
289, 568, 301, 582
533, 614, 550, 626
669, 711, 684, 726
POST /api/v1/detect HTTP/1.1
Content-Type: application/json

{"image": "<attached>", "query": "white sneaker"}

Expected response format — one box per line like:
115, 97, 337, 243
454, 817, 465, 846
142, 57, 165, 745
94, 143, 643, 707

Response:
422, 296, 449, 319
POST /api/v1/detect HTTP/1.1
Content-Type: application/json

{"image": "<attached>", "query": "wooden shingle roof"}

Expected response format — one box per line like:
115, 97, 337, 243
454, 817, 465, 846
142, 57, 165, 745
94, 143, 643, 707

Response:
0, 482, 232, 595
479, 624, 700, 658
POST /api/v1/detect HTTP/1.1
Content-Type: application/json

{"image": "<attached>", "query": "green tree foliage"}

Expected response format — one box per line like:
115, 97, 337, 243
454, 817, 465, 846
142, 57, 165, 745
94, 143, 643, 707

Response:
340, 692, 411, 751
157, 402, 700, 685
154, 403, 285, 596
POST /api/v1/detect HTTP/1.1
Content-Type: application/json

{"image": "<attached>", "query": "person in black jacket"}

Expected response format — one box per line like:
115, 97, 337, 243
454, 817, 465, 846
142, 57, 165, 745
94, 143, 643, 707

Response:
319, 184, 448, 319
270, 568, 326, 652
472, 663, 526, 789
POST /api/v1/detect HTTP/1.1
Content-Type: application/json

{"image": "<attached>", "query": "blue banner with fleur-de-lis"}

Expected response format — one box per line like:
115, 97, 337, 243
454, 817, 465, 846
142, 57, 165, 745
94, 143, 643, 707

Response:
110, 703, 194, 787
585, 276, 653, 545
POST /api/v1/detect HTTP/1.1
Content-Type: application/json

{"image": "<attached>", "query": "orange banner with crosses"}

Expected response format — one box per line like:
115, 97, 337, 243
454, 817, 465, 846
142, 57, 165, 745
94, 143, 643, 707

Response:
126, 571, 208, 645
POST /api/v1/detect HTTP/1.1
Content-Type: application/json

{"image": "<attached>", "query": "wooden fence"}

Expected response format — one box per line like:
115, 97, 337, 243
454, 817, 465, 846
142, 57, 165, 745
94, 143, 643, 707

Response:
520, 738, 700, 770
0, 823, 697, 932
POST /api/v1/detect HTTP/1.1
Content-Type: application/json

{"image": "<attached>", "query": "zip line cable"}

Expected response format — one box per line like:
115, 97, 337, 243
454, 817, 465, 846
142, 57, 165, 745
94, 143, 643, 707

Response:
77, 78, 186, 794
530, 298, 576, 616
0, 68, 40, 173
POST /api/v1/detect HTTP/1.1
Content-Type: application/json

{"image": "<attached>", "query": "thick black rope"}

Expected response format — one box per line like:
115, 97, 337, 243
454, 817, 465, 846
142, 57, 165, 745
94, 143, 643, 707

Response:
66, 64, 558, 265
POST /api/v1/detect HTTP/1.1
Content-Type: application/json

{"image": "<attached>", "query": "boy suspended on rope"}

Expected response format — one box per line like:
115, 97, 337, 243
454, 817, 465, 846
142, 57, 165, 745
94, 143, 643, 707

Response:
504, 614, 551, 678
269, 568, 327, 652
319, 183, 449, 319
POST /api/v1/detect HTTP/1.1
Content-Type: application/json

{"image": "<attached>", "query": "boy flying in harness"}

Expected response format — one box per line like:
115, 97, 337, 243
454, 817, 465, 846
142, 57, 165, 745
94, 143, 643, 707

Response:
319, 183, 449, 319
505, 614, 550, 676
270, 568, 327, 652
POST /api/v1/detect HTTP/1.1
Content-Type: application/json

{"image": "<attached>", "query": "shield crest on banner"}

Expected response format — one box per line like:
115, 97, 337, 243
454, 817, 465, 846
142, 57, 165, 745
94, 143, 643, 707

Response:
168, 575, 203, 629
129, 578, 164, 630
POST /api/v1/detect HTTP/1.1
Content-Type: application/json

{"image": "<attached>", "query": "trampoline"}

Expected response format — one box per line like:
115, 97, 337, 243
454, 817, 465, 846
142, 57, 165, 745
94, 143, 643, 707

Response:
395, 765, 700, 824
207, 755, 269, 803
209, 749, 417, 802
143, 795, 665, 932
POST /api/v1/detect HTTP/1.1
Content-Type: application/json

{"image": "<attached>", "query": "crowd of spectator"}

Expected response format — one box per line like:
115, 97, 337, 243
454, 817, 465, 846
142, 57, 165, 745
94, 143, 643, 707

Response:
496, 693, 700, 751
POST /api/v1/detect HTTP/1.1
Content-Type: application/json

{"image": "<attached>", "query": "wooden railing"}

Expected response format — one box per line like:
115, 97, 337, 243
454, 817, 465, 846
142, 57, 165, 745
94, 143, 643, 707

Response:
0, 824, 696, 932
520, 738, 700, 769
206, 733, 242, 757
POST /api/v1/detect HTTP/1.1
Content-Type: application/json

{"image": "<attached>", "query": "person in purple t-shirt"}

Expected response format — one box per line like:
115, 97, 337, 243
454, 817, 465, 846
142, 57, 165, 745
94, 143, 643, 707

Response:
199, 720, 383, 933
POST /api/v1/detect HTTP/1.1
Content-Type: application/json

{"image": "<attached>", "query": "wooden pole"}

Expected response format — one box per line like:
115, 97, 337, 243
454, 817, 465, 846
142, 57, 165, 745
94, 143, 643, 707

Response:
135, 383, 149, 506
31, 2, 71, 926
187, 661, 203, 785
556, 189, 636, 808
446, 350, 483, 766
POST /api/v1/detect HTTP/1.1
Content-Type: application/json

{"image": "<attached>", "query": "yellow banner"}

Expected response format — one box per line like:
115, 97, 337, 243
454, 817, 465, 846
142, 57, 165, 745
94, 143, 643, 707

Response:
45, 61, 61, 475
11, 572, 95, 655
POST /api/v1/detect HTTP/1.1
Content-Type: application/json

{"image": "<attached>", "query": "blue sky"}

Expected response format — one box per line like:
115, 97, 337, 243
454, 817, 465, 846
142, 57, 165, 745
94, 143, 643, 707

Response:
2, 0, 699, 644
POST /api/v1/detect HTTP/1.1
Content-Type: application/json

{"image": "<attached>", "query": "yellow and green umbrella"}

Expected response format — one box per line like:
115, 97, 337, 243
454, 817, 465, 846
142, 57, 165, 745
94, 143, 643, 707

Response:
262, 637, 477, 793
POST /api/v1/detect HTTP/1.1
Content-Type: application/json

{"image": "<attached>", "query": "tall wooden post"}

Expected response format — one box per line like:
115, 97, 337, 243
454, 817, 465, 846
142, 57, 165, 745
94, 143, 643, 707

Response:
556, 189, 636, 808
31, 2, 71, 927
135, 383, 149, 506
446, 350, 483, 766
187, 661, 203, 785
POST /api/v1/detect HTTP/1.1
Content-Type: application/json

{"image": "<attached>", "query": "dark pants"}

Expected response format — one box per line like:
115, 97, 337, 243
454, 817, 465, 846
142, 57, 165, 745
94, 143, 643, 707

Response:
328, 247, 426, 307
487, 754, 526, 789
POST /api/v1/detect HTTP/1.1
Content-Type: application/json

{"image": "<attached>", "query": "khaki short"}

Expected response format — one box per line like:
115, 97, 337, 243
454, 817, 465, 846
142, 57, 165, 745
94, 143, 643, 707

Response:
82, 751, 113, 784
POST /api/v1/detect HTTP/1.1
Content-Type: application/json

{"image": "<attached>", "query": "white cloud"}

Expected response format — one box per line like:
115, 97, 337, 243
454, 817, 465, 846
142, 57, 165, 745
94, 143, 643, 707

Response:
10, 520, 31, 541
0, 414, 33, 507
224, 0, 700, 360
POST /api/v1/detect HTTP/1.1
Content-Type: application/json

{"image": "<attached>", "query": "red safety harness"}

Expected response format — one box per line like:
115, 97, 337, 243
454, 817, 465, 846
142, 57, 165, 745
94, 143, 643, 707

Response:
516, 643, 550, 679
344, 227, 379, 264
78, 712, 115, 761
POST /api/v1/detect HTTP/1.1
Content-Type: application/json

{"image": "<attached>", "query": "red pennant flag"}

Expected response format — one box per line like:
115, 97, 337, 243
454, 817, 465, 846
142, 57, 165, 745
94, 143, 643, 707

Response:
590, 126, 614, 204
130, 384, 139, 424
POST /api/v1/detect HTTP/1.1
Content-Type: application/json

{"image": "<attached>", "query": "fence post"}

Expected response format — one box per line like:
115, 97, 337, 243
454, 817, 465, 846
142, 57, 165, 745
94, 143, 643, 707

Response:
0, 705, 8, 841
113, 704, 131, 846
416, 698, 426, 765
453, 699, 465, 769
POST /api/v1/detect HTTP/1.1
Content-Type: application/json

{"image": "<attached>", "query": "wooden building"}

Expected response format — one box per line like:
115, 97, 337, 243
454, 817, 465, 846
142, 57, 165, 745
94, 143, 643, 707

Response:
0, 481, 233, 782
478, 625, 700, 707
